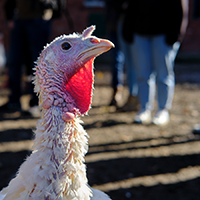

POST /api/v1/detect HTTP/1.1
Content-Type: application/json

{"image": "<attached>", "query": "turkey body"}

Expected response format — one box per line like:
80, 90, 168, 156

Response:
0, 26, 113, 200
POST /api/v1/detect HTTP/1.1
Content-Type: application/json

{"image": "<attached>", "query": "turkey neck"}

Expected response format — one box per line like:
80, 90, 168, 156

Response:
32, 106, 91, 199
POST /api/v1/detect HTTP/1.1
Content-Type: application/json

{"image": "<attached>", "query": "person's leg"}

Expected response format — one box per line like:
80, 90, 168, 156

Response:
8, 20, 24, 104
152, 36, 180, 110
151, 35, 180, 125
118, 18, 138, 111
26, 19, 51, 107
129, 34, 156, 123
118, 17, 138, 97
121, 40, 138, 97
130, 35, 155, 111
118, 41, 139, 111
0, 20, 25, 112
108, 29, 125, 106
110, 30, 124, 90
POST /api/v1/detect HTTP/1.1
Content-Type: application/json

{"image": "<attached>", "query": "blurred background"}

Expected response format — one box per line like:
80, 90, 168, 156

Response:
1, 1, 200, 200
0, 0, 199, 61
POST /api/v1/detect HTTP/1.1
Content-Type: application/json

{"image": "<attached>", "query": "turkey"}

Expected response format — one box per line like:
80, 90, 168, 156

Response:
0, 26, 114, 200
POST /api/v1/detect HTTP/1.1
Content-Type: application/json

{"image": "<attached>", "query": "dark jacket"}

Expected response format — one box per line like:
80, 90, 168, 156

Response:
122, 0, 185, 45
4, 0, 64, 21
4, 0, 44, 20
193, 0, 200, 19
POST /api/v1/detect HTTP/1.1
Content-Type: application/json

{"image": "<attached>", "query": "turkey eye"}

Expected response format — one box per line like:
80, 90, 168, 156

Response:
61, 42, 71, 50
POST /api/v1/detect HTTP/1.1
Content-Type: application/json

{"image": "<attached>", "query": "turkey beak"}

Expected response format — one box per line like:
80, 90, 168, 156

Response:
78, 38, 115, 61
96, 38, 115, 53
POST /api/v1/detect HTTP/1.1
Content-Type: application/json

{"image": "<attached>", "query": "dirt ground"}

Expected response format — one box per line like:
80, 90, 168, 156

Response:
1, 62, 200, 200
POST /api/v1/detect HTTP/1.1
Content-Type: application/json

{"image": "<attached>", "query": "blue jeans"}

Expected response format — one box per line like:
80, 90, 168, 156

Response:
110, 30, 125, 90
120, 39, 138, 96
118, 17, 138, 96
130, 34, 180, 110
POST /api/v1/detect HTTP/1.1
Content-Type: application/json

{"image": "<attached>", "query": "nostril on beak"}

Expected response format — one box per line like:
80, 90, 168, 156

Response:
90, 38, 100, 44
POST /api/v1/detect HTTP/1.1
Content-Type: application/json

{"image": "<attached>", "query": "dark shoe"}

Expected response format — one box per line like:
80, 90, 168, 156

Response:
193, 124, 200, 135
109, 85, 123, 107
29, 96, 38, 107
0, 102, 21, 113
118, 95, 139, 112
109, 98, 117, 107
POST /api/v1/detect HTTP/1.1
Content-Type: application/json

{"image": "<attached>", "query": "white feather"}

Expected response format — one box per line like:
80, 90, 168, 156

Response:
91, 188, 111, 200
0, 26, 113, 200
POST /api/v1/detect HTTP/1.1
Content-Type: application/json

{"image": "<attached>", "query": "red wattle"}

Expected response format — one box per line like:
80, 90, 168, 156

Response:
65, 59, 94, 115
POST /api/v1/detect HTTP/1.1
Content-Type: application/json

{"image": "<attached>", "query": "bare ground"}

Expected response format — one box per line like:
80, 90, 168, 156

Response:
0, 62, 200, 199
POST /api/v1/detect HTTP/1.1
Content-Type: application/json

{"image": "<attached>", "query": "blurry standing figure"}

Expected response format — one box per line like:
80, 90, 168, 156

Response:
193, 0, 200, 19
106, 0, 138, 110
106, 0, 125, 107
122, 0, 189, 125
1, 0, 55, 114
192, 0, 200, 134
0, 33, 6, 70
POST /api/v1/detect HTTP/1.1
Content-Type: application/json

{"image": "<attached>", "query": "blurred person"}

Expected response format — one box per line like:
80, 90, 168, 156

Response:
192, 0, 200, 134
0, 0, 54, 115
122, 0, 189, 125
193, 0, 200, 19
106, 0, 138, 110
106, 0, 125, 107
0, 33, 6, 70
118, 14, 139, 112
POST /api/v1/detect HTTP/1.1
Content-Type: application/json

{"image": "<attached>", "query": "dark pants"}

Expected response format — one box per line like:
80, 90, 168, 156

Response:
8, 19, 51, 104
110, 30, 124, 91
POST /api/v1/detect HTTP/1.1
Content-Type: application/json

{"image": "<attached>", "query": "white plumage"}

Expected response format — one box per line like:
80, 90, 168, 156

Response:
0, 26, 113, 200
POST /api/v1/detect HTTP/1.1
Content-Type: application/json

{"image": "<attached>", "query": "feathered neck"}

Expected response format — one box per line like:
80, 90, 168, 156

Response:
1, 106, 92, 200
26, 55, 93, 199
22, 41, 95, 199
29, 106, 92, 200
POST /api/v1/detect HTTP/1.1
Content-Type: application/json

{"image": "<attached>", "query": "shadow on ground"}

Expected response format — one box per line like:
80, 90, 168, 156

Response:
0, 62, 200, 199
